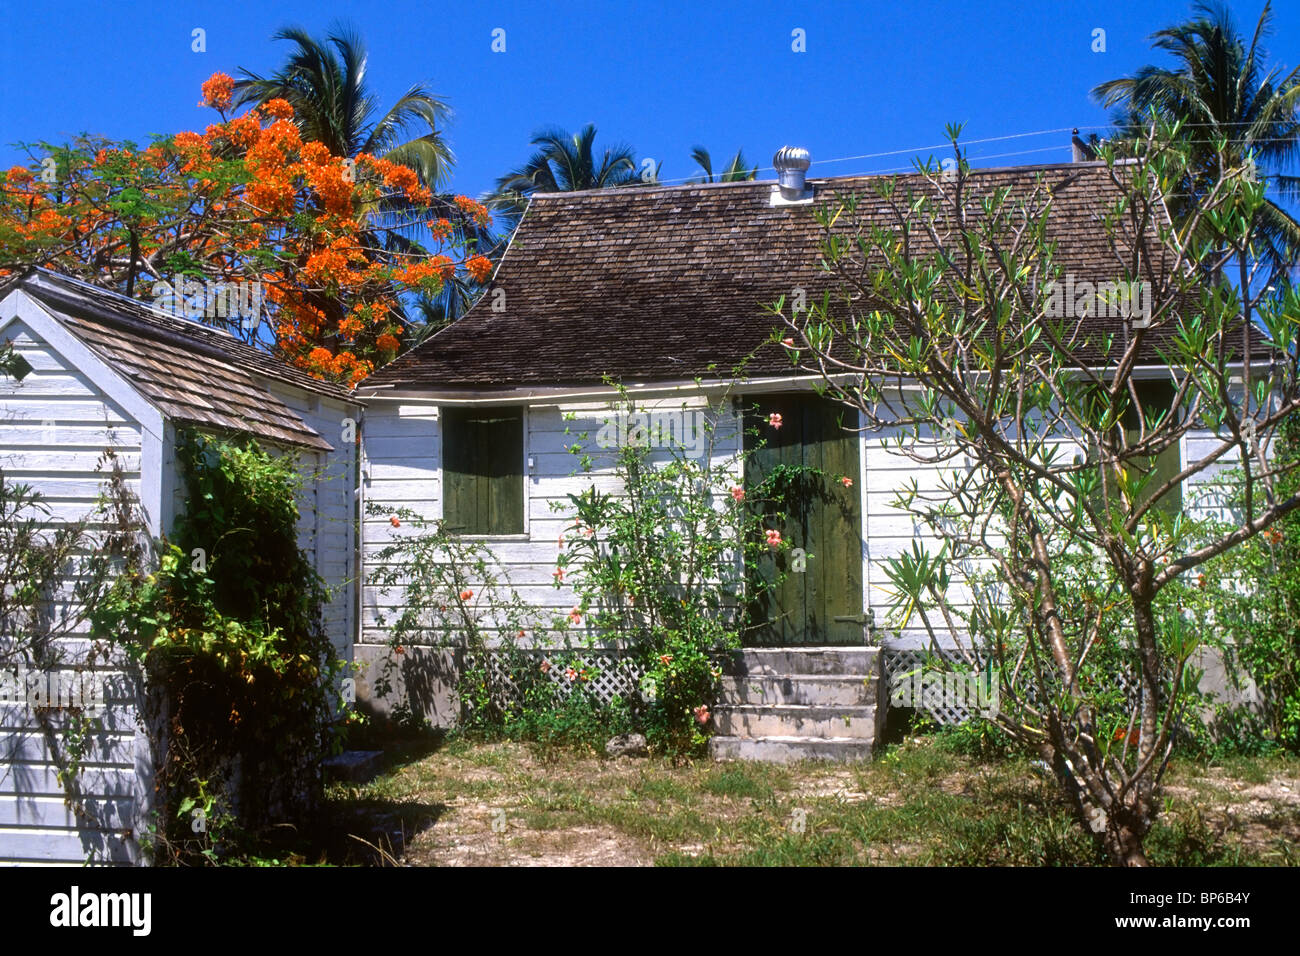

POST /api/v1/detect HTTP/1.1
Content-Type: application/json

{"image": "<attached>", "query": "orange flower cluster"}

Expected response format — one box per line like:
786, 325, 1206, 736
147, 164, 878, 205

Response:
401, 258, 452, 289
465, 255, 494, 283
454, 194, 492, 227
427, 217, 453, 242
9, 205, 72, 241
303, 235, 369, 289
357, 153, 433, 206
200, 72, 235, 111
262, 98, 295, 121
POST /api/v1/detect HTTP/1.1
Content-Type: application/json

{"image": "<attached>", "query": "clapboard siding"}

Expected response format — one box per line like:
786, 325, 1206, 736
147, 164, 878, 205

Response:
0, 317, 146, 865
0, 829, 134, 865
272, 386, 359, 662
2, 298, 361, 866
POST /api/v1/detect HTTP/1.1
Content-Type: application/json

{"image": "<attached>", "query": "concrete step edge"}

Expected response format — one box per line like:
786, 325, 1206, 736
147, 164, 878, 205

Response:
721, 675, 879, 684
712, 704, 877, 717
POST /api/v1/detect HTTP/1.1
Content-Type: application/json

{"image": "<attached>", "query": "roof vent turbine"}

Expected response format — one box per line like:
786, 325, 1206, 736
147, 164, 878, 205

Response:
771, 146, 813, 205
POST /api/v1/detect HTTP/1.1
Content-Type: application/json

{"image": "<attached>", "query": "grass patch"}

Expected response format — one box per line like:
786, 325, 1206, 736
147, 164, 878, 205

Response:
312, 735, 1300, 866
701, 765, 777, 800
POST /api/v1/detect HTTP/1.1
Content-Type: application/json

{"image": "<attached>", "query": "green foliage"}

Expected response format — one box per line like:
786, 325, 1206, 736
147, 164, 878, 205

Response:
0, 340, 33, 381
638, 625, 726, 757
502, 683, 636, 758
553, 386, 784, 756
930, 716, 1021, 760
770, 116, 1300, 864
91, 430, 344, 864
1183, 413, 1300, 752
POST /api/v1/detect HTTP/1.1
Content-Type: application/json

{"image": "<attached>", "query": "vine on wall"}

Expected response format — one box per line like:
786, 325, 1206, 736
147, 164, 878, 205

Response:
91, 430, 347, 863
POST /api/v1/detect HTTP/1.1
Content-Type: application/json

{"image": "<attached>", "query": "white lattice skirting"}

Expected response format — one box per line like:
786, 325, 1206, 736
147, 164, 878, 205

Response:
467, 649, 649, 708
882, 648, 1162, 725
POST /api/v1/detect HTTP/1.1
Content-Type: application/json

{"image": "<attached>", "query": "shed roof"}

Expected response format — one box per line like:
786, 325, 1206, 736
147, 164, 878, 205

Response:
3, 269, 357, 452
361, 160, 1270, 395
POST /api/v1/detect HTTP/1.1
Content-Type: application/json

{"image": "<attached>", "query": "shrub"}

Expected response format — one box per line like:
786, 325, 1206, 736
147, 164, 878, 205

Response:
91, 431, 345, 863
554, 386, 799, 757
1183, 413, 1300, 752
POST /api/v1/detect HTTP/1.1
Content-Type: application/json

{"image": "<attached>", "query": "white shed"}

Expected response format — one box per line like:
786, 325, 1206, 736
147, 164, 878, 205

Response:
0, 268, 360, 864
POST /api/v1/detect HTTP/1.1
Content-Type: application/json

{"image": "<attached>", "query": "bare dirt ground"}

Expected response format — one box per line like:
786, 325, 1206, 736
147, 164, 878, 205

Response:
326, 737, 1300, 866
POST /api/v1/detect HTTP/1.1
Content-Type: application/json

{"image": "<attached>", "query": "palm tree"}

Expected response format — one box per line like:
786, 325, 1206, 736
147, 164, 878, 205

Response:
491, 125, 641, 219
236, 25, 501, 336
687, 146, 758, 183
1092, 1, 1300, 274
233, 24, 454, 189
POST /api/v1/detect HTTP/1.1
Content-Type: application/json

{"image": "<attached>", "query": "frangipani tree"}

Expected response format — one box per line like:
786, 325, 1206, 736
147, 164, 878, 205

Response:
768, 119, 1300, 865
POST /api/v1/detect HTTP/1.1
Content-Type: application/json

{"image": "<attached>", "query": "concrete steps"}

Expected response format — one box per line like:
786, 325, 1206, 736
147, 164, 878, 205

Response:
720, 674, 877, 707
725, 647, 879, 677
713, 704, 877, 738
709, 647, 883, 764
708, 735, 875, 763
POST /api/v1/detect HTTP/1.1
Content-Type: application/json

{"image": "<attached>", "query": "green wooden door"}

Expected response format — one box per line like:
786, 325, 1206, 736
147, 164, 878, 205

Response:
743, 394, 863, 646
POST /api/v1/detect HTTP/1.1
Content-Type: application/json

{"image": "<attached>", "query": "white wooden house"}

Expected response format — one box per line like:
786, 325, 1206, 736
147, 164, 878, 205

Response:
0, 268, 360, 864
354, 154, 1261, 760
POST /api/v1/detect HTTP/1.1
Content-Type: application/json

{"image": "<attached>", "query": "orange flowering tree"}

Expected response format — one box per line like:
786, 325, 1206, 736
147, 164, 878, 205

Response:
0, 73, 495, 385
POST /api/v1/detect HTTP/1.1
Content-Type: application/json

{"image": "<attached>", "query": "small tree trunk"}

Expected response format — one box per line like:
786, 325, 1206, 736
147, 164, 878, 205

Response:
1103, 809, 1150, 867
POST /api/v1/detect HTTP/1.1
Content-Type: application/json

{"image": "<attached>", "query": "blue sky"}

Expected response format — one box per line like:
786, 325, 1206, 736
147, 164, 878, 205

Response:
1, 0, 1297, 199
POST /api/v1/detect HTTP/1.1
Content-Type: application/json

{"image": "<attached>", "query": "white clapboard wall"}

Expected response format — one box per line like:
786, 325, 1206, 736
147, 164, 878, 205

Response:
0, 315, 145, 865
360, 386, 1249, 658
1, 315, 359, 865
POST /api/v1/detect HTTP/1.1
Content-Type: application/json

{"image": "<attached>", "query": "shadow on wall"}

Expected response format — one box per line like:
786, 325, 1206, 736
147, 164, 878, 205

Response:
354, 645, 462, 728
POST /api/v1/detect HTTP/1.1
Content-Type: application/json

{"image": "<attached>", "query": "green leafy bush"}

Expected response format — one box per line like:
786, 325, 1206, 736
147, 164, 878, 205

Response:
92, 430, 345, 863
1181, 414, 1300, 752
554, 386, 797, 756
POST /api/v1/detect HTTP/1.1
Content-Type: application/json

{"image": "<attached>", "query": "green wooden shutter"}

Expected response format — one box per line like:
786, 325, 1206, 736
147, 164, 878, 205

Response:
443, 406, 524, 534
1120, 380, 1181, 516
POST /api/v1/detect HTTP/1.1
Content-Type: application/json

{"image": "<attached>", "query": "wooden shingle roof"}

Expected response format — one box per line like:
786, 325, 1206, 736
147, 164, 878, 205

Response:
362, 160, 1264, 395
9, 269, 356, 451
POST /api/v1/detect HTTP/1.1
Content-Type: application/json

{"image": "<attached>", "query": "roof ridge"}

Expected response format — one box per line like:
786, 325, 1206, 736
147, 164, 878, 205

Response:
526, 159, 1115, 200
32, 267, 240, 338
